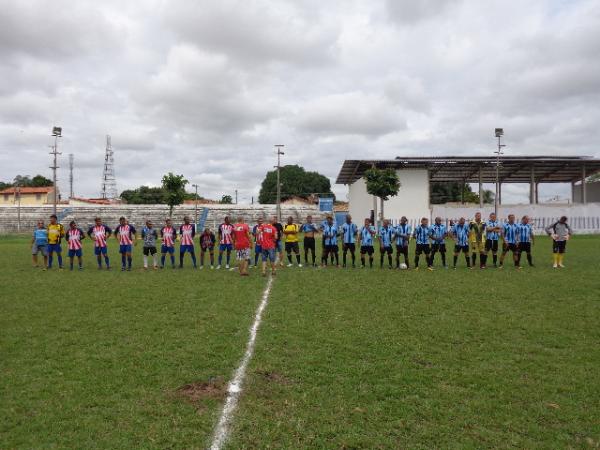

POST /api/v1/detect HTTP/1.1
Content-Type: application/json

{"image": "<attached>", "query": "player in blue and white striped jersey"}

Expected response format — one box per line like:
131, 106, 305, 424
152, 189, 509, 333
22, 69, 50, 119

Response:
516, 215, 535, 268
451, 217, 471, 269
429, 217, 448, 268
358, 218, 377, 268
394, 216, 411, 269
341, 215, 358, 268
379, 219, 394, 269
484, 212, 501, 267
412, 217, 433, 270
499, 214, 520, 268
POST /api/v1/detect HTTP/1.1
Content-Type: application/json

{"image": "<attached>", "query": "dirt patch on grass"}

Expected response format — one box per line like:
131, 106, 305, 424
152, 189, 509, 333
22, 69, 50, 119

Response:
256, 370, 292, 385
174, 377, 227, 413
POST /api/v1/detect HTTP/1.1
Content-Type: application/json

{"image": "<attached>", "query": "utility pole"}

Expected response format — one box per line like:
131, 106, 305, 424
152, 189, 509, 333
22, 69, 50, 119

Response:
494, 128, 505, 216
274, 144, 285, 222
69, 153, 74, 199
50, 126, 62, 215
192, 183, 199, 225
235, 189, 238, 205
101, 135, 118, 200
16, 183, 21, 233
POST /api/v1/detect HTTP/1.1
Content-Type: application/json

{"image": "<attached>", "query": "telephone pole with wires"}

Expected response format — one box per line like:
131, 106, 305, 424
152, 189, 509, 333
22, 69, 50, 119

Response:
49, 126, 62, 215
275, 144, 285, 222
494, 128, 506, 216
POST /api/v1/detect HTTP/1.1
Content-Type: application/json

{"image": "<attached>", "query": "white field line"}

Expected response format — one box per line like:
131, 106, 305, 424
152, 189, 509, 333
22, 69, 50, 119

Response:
209, 275, 274, 450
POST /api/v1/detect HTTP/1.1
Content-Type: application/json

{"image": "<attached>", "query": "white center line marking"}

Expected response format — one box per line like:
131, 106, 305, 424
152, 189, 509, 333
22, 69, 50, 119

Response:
209, 275, 274, 450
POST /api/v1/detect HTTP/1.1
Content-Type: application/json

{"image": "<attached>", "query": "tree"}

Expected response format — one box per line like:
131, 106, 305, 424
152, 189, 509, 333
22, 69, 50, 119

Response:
30, 175, 53, 187
161, 173, 188, 217
120, 186, 166, 204
220, 195, 233, 204
258, 165, 333, 204
587, 173, 600, 183
363, 168, 401, 222
430, 182, 494, 204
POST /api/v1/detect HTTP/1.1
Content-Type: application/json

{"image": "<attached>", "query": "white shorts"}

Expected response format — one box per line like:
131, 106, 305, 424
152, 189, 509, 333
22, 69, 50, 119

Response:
236, 248, 250, 260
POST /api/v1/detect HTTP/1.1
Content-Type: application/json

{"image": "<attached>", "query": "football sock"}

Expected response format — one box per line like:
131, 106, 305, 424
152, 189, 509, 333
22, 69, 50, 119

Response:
351, 253, 355, 265
453, 255, 458, 266
70, 260, 74, 270
48, 255, 53, 268
121, 255, 126, 268
395, 255, 400, 268
369, 256, 373, 267
471, 253, 476, 266
361, 256, 365, 267
342, 251, 347, 266
143, 255, 148, 268
104, 256, 110, 267
558, 254, 564, 265
170, 255, 175, 267
481, 254, 487, 266
127, 256, 132, 269
296, 254, 301, 264
161, 255, 166, 267
414, 255, 419, 268
387, 255, 393, 267
57, 254, 63, 268
527, 253, 533, 266
312, 252, 316, 265
465, 254, 470, 267
553, 253, 558, 265
226, 253, 231, 265
334, 253, 339, 265
441, 253, 446, 266
191, 253, 197, 267
380, 255, 384, 267
287, 254, 293, 264
218, 254, 223, 265
97, 256, 102, 268
153, 255, 158, 267
493, 254, 498, 265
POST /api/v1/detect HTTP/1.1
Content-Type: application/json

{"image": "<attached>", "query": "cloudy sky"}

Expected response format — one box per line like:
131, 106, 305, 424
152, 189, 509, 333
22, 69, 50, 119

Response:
1, 0, 599, 203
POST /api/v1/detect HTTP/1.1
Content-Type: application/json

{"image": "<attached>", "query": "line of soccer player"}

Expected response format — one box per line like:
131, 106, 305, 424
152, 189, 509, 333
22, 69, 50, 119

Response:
29, 212, 572, 272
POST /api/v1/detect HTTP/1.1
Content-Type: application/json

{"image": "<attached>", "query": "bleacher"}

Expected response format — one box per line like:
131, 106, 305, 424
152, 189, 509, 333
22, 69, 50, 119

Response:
0, 204, 325, 233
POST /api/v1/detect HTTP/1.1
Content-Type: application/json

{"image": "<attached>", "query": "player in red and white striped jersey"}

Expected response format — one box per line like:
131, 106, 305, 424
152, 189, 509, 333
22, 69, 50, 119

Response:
87, 217, 112, 270
66, 221, 86, 270
114, 217, 137, 271
160, 218, 177, 269
217, 216, 234, 269
179, 216, 197, 268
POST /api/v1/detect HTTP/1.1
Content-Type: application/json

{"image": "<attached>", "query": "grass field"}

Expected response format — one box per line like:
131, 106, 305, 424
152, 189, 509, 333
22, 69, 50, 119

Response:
1, 234, 599, 449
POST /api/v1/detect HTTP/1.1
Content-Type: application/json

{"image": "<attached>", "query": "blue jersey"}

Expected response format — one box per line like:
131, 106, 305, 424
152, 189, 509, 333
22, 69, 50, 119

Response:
430, 224, 447, 243
486, 220, 500, 240
33, 228, 48, 246
502, 223, 519, 244
379, 226, 394, 247
413, 225, 431, 245
517, 223, 533, 243
301, 223, 318, 233
452, 224, 470, 246
341, 222, 358, 244
359, 226, 376, 246
394, 223, 411, 246
322, 223, 338, 245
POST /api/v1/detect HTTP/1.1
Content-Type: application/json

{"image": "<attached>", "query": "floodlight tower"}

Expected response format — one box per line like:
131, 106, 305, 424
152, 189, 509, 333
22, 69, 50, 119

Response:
494, 128, 506, 216
100, 135, 118, 199
274, 145, 285, 222
49, 126, 62, 215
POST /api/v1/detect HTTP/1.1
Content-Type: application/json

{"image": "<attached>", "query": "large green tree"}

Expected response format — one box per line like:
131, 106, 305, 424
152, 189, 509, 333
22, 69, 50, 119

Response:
363, 167, 401, 221
220, 195, 233, 204
120, 186, 166, 204
9, 174, 53, 187
162, 173, 188, 217
258, 165, 333, 204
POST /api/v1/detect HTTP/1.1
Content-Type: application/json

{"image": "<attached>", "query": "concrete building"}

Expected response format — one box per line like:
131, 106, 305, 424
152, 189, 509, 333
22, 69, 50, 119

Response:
0, 187, 57, 206
336, 156, 600, 223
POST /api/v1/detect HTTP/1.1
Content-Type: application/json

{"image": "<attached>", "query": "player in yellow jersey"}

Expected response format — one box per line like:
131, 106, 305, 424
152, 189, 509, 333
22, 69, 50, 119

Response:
468, 212, 486, 269
47, 214, 65, 269
283, 216, 302, 267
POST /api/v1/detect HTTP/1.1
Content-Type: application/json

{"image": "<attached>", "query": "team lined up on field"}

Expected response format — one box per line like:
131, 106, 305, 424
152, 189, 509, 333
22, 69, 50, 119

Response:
30, 211, 572, 273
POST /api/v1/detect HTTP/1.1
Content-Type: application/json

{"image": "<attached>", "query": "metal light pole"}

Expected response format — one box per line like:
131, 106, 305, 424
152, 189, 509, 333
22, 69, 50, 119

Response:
16, 183, 21, 233
192, 183, 199, 225
275, 144, 285, 222
50, 127, 62, 215
494, 128, 505, 216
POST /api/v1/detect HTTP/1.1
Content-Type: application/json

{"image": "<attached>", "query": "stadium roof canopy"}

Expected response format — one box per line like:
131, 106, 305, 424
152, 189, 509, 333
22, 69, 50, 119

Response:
335, 156, 600, 185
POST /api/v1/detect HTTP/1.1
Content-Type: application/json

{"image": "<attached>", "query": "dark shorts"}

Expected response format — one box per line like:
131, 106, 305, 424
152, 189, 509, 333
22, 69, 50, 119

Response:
343, 243, 356, 252
325, 244, 339, 253
143, 246, 157, 256
380, 245, 393, 255
161, 245, 175, 254
518, 242, 531, 253
68, 249, 82, 257
181, 244, 195, 253
454, 244, 469, 253
304, 237, 316, 251
119, 244, 132, 254
431, 242, 446, 253
201, 245, 214, 252
219, 243, 233, 252
415, 244, 430, 255
285, 242, 300, 253
254, 244, 262, 254
485, 239, 499, 252
396, 244, 409, 254
360, 245, 374, 255
553, 240, 566, 254
94, 246, 108, 255
503, 243, 517, 252
47, 243, 62, 253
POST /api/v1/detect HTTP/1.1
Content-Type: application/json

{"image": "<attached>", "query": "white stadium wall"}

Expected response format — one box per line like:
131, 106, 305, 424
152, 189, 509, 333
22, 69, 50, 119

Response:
348, 169, 430, 222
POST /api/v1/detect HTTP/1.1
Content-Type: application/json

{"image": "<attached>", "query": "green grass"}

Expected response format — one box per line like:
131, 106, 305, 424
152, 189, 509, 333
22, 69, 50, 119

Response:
1, 235, 599, 449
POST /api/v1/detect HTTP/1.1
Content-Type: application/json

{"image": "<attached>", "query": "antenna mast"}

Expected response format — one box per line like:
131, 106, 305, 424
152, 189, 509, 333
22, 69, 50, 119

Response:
100, 135, 118, 199
69, 154, 74, 199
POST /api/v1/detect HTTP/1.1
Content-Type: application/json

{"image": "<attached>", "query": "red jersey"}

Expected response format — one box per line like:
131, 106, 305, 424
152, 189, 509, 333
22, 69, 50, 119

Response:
115, 224, 136, 245
67, 228, 84, 250
258, 224, 277, 250
233, 223, 250, 250
161, 226, 176, 247
88, 225, 111, 247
